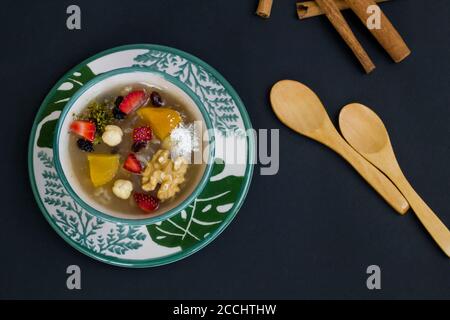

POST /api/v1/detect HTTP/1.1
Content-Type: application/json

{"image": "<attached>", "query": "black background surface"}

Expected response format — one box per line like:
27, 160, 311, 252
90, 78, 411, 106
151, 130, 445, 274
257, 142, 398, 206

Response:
1, 0, 449, 299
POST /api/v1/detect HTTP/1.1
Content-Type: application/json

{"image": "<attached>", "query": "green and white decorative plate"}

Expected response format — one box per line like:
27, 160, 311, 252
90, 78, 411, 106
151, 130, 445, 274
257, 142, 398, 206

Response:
28, 44, 254, 267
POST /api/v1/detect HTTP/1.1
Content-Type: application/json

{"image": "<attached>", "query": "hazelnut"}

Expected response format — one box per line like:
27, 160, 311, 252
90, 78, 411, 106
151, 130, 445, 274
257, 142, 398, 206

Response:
112, 179, 133, 200
102, 125, 123, 146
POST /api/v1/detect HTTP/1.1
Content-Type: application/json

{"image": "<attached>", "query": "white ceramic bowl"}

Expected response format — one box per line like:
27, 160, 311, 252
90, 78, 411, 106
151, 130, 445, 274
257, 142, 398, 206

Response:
53, 68, 215, 225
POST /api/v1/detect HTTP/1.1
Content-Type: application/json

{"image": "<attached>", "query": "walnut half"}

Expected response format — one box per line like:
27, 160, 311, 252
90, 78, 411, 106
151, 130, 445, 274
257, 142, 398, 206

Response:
141, 149, 188, 201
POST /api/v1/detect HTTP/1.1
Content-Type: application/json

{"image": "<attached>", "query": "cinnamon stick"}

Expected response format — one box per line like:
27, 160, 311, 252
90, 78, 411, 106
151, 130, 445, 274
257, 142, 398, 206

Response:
297, 0, 389, 20
256, 0, 273, 19
344, 0, 410, 63
315, 0, 375, 73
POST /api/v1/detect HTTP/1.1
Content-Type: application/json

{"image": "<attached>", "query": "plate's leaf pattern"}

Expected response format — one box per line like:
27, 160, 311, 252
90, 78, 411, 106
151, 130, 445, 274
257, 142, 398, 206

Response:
37, 65, 96, 122
38, 151, 146, 255
146, 160, 243, 250
37, 119, 58, 149
37, 66, 96, 148
134, 50, 240, 135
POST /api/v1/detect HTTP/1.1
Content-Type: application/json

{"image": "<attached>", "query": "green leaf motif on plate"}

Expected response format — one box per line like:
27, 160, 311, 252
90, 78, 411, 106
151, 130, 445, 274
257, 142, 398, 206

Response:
38, 151, 146, 255
146, 160, 243, 250
37, 119, 58, 149
133, 50, 240, 136
38, 151, 54, 168
37, 65, 96, 148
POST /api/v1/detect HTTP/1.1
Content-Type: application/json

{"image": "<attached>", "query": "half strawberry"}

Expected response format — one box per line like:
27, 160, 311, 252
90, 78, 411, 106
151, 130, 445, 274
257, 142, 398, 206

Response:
70, 120, 96, 142
123, 153, 142, 173
119, 90, 148, 114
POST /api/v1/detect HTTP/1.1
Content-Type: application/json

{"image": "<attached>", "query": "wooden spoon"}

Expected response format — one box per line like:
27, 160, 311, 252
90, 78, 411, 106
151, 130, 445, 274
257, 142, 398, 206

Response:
270, 80, 408, 214
339, 103, 450, 257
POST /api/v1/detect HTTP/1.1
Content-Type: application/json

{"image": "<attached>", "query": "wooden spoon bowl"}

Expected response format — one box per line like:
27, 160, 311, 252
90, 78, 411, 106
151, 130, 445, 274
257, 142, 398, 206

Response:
270, 80, 408, 214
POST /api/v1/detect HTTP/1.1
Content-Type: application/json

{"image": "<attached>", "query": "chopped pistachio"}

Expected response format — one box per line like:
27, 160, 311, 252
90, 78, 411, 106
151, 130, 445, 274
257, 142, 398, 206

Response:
79, 101, 113, 134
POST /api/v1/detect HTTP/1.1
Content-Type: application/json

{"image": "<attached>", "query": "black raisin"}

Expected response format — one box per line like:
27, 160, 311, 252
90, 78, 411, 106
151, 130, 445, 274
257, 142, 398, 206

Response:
113, 107, 126, 120
114, 96, 124, 108
150, 91, 164, 107
132, 141, 147, 153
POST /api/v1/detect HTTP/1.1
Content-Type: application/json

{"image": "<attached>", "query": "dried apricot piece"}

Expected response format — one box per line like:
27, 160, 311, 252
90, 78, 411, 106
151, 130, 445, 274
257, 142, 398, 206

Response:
137, 107, 182, 140
87, 154, 120, 187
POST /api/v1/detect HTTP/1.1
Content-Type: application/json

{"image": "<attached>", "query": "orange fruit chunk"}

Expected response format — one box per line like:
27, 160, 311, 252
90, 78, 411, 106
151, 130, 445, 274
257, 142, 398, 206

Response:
137, 107, 182, 140
87, 154, 120, 187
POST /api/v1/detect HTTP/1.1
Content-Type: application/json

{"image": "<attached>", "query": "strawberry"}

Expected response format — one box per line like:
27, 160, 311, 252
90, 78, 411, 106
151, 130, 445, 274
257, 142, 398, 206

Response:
123, 153, 142, 173
134, 193, 159, 212
70, 120, 96, 142
133, 126, 153, 142
119, 90, 148, 114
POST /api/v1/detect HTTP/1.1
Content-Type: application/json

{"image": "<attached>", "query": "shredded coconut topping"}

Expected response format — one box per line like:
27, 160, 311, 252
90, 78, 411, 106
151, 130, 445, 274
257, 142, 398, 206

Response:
169, 123, 199, 160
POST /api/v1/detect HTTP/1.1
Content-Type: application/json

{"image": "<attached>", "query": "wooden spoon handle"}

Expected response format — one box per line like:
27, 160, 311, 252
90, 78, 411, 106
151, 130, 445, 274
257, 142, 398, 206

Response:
325, 134, 409, 214
393, 174, 450, 257
315, 0, 375, 73
344, 0, 411, 62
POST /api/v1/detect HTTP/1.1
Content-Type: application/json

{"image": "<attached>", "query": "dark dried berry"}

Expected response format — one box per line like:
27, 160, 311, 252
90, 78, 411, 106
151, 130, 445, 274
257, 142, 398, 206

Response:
113, 107, 126, 120
132, 141, 147, 153
77, 138, 94, 152
150, 91, 164, 107
114, 96, 124, 108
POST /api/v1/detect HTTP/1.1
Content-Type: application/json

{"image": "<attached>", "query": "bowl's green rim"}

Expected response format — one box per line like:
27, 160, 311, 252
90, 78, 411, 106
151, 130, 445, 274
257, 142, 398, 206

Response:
27, 44, 255, 268
53, 67, 216, 226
